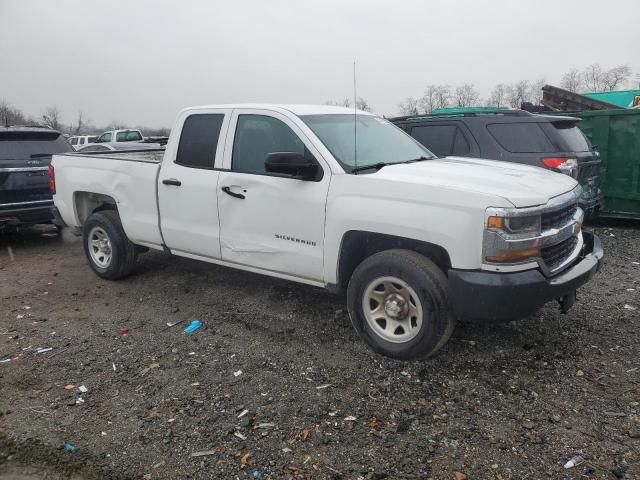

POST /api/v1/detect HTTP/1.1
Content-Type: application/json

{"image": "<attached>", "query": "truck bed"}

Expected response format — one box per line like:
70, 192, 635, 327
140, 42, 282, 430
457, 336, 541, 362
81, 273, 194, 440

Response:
52, 150, 165, 248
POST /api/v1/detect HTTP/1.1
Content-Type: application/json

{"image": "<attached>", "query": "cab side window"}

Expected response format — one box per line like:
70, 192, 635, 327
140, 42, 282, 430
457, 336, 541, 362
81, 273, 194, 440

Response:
410, 124, 470, 157
175, 114, 224, 169
99, 132, 112, 142
232, 115, 307, 174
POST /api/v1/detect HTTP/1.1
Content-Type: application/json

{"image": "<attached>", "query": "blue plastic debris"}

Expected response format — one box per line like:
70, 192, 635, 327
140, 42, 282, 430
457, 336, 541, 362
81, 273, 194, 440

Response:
251, 468, 262, 479
184, 320, 202, 334
65, 443, 76, 452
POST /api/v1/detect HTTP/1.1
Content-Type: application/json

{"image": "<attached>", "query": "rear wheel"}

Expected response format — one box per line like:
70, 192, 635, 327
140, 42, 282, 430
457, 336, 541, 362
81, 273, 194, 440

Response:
347, 249, 456, 360
83, 210, 137, 280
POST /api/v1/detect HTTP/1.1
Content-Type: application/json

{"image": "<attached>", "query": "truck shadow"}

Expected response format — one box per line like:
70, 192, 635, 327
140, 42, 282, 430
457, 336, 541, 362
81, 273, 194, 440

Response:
0, 224, 62, 250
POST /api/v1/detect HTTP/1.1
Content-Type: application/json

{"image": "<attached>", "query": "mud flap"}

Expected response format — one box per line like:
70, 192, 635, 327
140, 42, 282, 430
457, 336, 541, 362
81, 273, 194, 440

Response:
558, 290, 576, 314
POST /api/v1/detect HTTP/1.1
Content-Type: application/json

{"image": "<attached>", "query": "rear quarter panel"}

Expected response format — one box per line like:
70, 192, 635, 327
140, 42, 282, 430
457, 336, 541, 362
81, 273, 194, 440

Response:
52, 153, 163, 246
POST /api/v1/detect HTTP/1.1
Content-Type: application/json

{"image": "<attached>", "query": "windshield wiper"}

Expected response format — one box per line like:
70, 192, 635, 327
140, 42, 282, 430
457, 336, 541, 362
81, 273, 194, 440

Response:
351, 156, 432, 174
351, 162, 390, 173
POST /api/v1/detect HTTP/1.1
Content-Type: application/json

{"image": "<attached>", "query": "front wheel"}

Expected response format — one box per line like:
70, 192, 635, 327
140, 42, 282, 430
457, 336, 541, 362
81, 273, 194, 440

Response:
83, 210, 137, 280
347, 249, 456, 360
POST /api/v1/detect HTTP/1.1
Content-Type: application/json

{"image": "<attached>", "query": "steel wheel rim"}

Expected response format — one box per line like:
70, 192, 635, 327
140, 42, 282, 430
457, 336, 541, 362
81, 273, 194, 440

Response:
88, 226, 112, 268
362, 276, 423, 344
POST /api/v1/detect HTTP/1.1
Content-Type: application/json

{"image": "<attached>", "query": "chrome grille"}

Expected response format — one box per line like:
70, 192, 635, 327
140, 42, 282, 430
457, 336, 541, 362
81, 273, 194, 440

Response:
541, 203, 577, 231
541, 235, 578, 271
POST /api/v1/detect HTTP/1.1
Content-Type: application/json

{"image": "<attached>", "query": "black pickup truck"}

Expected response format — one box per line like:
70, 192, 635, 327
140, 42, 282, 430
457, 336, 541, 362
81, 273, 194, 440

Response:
0, 127, 73, 227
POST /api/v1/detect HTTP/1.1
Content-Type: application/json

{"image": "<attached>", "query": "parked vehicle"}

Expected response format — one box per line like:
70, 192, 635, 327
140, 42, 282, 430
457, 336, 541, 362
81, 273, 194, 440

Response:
50, 105, 603, 359
390, 110, 603, 217
1, 127, 73, 227
548, 108, 640, 220
96, 129, 143, 143
68, 135, 98, 150
77, 142, 164, 153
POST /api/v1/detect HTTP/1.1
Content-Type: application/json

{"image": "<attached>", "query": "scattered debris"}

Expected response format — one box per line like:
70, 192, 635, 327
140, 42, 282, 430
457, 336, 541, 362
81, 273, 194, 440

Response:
64, 384, 75, 391
454, 472, 467, 480
191, 449, 217, 457
78, 385, 88, 393
35, 347, 53, 354
564, 455, 584, 469
282, 447, 292, 453
576, 370, 584, 377
238, 409, 249, 418
76, 398, 84, 405
112, 362, 117, 372
184, 320, 202, 333
233, 370, 243, 377
149, 363, 160, 369
251, 468, 261, 479
344, 416, 356, 421
119, 327, 129, 335
300, 427, 310, 441
256, 423, 275, 429
164, 319, 186, 329
65, 443, 76, 452
623, 304, 637, 311
315, 384, 332, 389
234, 432, 247, 441
240, 448, 251, 468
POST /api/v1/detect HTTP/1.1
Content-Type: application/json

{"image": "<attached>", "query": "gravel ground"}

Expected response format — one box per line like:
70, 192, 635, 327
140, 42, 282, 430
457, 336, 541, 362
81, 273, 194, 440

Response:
0, 223, 638, 480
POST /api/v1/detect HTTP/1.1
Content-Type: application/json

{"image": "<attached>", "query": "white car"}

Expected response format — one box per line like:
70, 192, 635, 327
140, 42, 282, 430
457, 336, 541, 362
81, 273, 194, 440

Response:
49, 104, 603, 359
68, 135, 98, 150
96, 129, 144, 143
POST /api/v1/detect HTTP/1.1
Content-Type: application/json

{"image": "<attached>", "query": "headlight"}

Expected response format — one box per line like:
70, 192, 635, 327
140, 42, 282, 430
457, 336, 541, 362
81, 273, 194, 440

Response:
484, 209, 543, 265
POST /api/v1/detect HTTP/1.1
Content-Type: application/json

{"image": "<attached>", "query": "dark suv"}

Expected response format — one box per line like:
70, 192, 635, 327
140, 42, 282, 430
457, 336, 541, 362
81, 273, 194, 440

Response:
0, 127, 73, 227
391, 110, 602, 216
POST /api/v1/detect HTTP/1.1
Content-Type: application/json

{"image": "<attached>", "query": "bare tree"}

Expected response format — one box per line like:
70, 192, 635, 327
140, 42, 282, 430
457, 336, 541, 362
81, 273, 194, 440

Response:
355, 97, 372, 112
583, 64, 604, 91
487, 84, 507, 107
602, 65, 632, 91
529, 78, 546, 105
433, 85, 451, 110
74, 111, 90, 135
419, 85, 437, 113
324, 98, 351, 108
505, 81, 530, 108
561, 69, 583, 92
0, 100, 27, 126
453, 84, 480, 107
41, 106, 62, 130
398, 96, 420, 116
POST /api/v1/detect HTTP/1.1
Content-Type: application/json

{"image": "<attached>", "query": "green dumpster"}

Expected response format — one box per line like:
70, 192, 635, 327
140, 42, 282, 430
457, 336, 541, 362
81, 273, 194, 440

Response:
575, 109, 640, 219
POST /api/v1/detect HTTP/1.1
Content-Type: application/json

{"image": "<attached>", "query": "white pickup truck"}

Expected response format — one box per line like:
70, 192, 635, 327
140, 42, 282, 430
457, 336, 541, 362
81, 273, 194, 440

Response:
50, 104, 603, 360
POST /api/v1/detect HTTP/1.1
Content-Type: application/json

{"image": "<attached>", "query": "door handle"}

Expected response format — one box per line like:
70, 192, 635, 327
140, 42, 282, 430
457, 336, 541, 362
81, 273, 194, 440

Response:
162, 178, 182, 186
221, 186, 245, 199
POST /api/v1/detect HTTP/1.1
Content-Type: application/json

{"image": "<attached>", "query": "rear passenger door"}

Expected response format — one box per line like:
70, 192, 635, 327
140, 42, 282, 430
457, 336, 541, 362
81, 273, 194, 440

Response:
158, 109, 231, 259
408, 123, 472, 158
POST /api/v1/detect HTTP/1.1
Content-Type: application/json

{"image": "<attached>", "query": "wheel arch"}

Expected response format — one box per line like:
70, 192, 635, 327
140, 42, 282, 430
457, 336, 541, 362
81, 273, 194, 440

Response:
73, 191, 118, 225
335, 230, 451, 293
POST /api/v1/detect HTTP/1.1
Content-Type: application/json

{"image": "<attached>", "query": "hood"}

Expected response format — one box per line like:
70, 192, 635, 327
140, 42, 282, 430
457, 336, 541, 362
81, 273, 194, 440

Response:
373, 157, 578, 208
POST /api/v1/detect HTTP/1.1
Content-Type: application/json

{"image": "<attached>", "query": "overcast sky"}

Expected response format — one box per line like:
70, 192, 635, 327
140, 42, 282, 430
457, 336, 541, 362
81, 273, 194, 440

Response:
1, 0, 639, 128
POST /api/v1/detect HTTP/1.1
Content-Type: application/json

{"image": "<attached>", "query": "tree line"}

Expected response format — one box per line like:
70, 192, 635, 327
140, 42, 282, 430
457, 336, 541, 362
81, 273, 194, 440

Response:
0, 100, 170, 137
397, 63, 634, 116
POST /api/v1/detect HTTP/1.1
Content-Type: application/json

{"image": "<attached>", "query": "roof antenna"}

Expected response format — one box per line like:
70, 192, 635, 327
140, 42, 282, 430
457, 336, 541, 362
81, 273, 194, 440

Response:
353, 60, 358, 174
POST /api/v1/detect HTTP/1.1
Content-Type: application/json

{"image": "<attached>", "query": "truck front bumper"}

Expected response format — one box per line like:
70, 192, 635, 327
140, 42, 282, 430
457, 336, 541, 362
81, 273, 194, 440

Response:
448, 232, 603, 322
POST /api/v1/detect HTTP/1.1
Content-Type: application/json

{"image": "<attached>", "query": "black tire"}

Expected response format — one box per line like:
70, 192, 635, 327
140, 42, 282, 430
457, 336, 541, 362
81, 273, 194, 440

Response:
82, 210, 137, 280
347, 249, 456, 360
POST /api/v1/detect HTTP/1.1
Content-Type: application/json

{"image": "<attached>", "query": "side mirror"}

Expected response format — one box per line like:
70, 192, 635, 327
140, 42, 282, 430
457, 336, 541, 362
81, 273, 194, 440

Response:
265, 152, 318, 180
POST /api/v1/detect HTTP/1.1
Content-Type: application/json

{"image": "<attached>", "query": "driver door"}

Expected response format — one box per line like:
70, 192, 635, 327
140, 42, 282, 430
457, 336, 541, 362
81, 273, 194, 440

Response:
217, 109, 329, 282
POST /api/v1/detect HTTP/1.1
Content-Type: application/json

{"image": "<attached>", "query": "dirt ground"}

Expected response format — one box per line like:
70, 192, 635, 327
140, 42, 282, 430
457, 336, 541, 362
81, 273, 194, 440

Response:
0, 223, 638, 480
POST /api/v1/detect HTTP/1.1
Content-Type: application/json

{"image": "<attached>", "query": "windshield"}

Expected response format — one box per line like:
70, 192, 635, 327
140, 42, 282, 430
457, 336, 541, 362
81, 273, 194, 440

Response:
0, 132, 72, 160
301, 114, 434, 172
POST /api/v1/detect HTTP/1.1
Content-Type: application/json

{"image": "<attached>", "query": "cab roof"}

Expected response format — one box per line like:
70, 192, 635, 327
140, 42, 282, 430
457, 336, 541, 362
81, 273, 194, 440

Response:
181, 104, 373, 117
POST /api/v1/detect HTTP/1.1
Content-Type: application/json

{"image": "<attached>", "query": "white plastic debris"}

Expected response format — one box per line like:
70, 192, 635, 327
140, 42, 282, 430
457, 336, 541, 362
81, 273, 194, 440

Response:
36, 347, 52, 354
282, 447, 292, 453
564, 455, 584, 469
624, 304, 637, 311
79, 385, 88, 393
315, 384, 331, 390
344, 416, 357, 421
233, 370, 243, 377
234, 432, 247, 440
237, 409, 249, 418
